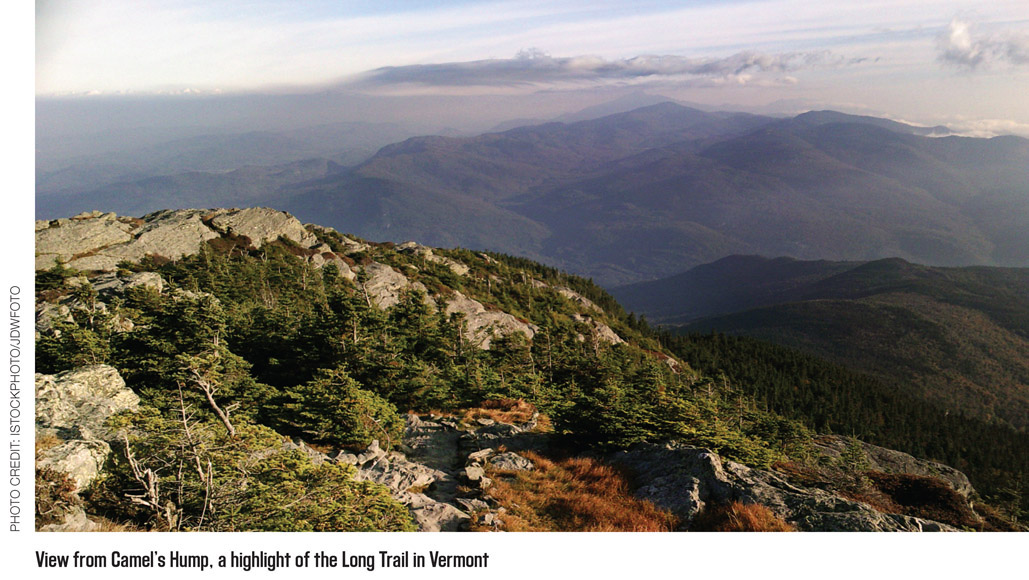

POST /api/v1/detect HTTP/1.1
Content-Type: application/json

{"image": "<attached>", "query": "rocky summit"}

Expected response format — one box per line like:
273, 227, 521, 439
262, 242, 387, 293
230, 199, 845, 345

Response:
33, 207, 1021, 532
35, 208, 543, 350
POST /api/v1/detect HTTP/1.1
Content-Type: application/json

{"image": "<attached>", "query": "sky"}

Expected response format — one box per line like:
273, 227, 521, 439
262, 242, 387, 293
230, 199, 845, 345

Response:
34, 0, 1029, 135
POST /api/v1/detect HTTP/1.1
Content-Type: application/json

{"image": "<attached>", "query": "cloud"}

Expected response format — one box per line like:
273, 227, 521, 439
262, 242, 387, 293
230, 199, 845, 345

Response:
937, 18, 1029, 69
346, 49, 859, 93
940, 117, 1029, 138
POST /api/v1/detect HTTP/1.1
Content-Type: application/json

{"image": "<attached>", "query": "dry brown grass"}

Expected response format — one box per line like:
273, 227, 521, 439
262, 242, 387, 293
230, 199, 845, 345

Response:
472, 451, 677, 532
691, 501, 796, 532
838, 485, 907, 516
36, 433, 63, 454
460, 399, 548, 429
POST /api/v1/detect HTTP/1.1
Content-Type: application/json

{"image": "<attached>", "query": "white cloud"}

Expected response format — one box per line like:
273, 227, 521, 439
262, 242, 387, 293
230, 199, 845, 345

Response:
937, 17, 1029, 69
940, 117, 1029, 138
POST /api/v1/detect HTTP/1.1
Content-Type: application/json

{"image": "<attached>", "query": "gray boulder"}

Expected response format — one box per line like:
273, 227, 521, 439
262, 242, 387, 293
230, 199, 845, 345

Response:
281, 438, 332, 465
37, 440, 112, 491
349, 439, 447, 496
488, 452, 535, 472
556, 286, 603, 313
361, 262, 431, 309
573, 313, 625, 345
467, 448, 494, 463
209, 207, 317, 248
400, 493, 470, 532
34, 208, 334, 273
463, 465, 486, 482
444, 290, 537, 349
306, 225, 369, 254
35, 302, 74, 334
38, 506, 101, 532
36, 365, 139, 439
308, 252, 357, 281
398, 243, 472, 277
455, 498, 491, 513
65, 209, 221, 271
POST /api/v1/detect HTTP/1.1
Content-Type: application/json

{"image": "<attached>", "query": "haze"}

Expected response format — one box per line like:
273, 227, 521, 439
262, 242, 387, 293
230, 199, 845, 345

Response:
36, 0, 1029, 142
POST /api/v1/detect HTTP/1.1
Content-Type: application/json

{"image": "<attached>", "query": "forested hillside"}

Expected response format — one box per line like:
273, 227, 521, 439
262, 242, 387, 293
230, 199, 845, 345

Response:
617, 257, 1029, 432
660, 332, 1029, 519
33, 209, 1024, 531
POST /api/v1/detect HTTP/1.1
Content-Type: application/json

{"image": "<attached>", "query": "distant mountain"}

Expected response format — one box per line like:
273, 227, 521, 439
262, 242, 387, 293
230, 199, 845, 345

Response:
618, 256, 1029, 430
554, 91, 686, 123
286, 103, 778, 279
286, 104, 1029, 285
36, 121, 432, 200
38, 103, 1029, 286
36, 158, 348, 219
485, 118, 552, 133
784, 110, 951, 136
610, 255, 860, 321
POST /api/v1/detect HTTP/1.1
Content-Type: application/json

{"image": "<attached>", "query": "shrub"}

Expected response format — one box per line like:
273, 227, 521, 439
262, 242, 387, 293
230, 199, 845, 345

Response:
281, 367, 404, 450
94, 411, 413, 531
36, 468, 81, 528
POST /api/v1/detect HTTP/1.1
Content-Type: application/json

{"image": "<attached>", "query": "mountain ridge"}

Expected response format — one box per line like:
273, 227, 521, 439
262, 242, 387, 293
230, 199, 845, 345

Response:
35, 103, 1029, 286
615, 255, 1029, 431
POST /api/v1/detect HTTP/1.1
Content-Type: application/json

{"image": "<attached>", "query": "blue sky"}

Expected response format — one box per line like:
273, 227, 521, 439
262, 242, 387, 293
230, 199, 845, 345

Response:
35, 0, 1029, 134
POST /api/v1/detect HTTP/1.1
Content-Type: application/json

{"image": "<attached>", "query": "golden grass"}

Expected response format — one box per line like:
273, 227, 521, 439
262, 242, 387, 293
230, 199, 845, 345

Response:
36, 433, 63, 454
471, 451, 677, 532
460, 398, 541, 426
691, 501, 795, 532
417, 400, 552, 432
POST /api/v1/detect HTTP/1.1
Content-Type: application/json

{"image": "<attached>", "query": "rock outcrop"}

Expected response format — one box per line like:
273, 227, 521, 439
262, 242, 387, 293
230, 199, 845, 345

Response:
35, 212, 137, 270
35, 365, 140, 532
308, 249, 357, 281
556, 286, 602, 313
812, 436, 974, 498
610, 442, 961, 532
397, 242, 471, 277
35, 208, 320, 272
37, 208, 543, 351
444, 290, 537, 349
37, 440, 112, 492
338, 412, 547, 531
360, 262, 431, 309
573, 313, 625, 345
36, 365, 139, 440
208, 207, 318, 248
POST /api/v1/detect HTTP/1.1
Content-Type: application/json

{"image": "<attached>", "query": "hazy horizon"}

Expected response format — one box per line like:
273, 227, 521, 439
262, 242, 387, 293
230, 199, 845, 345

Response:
36, 1, 1029, 139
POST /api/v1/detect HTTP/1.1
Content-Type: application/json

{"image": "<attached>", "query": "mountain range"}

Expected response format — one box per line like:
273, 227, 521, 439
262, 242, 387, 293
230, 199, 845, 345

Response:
37, 102, 1029, 286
